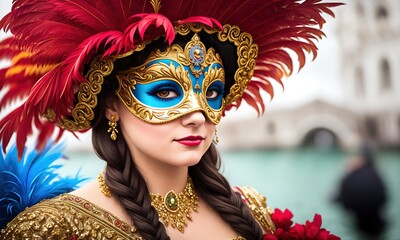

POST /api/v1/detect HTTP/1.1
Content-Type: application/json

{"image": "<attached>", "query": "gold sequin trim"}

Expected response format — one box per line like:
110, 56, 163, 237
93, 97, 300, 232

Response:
236, 186, 276, 234
98, 171, 112, 197
0, 194, 142, 239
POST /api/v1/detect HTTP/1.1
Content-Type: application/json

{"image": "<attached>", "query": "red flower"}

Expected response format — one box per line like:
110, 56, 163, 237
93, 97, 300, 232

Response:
271, 209, 293, 231
263, 208, 340, 240
263, 234, 279, 240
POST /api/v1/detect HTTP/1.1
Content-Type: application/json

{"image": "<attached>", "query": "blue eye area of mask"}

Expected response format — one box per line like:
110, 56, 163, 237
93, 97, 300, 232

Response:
132, 80, 184, 108
206, 80, 224, 110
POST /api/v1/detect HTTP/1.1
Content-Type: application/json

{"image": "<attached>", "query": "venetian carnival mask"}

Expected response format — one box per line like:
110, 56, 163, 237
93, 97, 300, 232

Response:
50, 24, 257, 131
116, 34, 225, 124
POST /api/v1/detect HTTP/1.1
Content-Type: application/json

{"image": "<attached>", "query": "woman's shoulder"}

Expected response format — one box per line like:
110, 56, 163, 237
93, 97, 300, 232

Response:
0, 194, 142, 240
0, 194, 72, 239
234, 186, 276, 234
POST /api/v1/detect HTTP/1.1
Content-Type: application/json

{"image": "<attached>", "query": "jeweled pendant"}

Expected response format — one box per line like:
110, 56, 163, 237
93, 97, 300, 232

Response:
150, 177, 198, 233
165, 190, 179, 212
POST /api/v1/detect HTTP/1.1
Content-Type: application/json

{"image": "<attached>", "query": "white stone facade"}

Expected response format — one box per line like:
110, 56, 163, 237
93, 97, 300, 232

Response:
336, 0, 400, 148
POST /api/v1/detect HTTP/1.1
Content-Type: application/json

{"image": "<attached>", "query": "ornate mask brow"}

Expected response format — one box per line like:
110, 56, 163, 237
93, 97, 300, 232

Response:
53, 24, 257, 131
116, 34, 226, 124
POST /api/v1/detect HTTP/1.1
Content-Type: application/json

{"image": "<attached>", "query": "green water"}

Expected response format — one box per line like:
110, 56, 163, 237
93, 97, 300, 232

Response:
63, 148, 400, 240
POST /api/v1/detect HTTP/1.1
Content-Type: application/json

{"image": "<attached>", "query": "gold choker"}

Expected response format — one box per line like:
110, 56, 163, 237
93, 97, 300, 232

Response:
150, 177, 198, 233
98, 173, 198, 233
98, 171, 111, 197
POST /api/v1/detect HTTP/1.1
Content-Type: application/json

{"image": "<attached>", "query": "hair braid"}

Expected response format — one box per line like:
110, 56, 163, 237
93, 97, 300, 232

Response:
90, 33, 262, 239
92, 107, 170, 240
189, 144, 264, 239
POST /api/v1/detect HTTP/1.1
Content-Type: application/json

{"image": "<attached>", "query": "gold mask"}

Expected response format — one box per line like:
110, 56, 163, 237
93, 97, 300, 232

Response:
52, 24, 257, 131
116, 34, 225, 124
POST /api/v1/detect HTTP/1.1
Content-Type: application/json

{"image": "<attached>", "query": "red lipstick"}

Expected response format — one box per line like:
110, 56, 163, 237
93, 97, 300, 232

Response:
175, 136, 204, 146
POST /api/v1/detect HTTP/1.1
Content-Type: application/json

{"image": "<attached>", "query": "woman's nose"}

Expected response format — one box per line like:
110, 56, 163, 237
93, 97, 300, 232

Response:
180, 110, 206, 127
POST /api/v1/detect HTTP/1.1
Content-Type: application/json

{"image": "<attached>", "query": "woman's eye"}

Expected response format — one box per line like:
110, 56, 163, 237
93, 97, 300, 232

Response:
206, 89, 219, 99
156, 90, 178, 99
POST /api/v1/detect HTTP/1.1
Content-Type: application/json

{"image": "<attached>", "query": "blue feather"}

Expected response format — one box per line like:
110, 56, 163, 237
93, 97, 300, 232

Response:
0, 141, 87, 229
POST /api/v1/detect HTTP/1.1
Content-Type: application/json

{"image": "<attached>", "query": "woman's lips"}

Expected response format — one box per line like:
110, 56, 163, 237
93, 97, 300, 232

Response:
175, 136, 204, 146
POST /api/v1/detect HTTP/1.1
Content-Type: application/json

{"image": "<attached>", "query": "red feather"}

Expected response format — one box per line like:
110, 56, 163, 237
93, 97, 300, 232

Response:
0, 81, 33, 110
0, 0, 342, 157
127, 13, 175, 45
244, 84, 266, 114
178, 17, 223, 30
0, 106, 27, 158
242, 92, 262, 115
50, 0, 115, 31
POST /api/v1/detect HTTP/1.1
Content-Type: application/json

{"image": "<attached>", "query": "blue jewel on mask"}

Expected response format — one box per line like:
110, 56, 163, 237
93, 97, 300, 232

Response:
189, 45, 205, 66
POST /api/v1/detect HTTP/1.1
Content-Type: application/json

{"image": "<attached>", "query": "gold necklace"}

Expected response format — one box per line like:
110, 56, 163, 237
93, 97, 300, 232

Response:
98, 173, 198, 233
98, 171, 111, 197
150, 177, 198, 233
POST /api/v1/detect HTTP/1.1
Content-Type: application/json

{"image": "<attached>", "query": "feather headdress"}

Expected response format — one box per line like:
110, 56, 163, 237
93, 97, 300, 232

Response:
0, 0, 342, 157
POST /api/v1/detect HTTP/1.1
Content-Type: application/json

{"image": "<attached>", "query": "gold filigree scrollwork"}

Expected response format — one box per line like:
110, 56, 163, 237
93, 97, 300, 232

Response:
48, 42, 151, 131
175, 23, 219, 36
116, 38, 225, 124
217, 24, 258, 107
56, 57, 115, 131
116, 55, 194, 123
150, 0, 162, 13
184, 34, 206, 79
175, 23, 258, 112
202, 67, 225, 123
237, 186, 276, 234
203, 63, 224, 88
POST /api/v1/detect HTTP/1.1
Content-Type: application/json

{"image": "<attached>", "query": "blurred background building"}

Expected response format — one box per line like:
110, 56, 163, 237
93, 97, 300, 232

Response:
219, 0, 400, 151
337, 0, 400, 148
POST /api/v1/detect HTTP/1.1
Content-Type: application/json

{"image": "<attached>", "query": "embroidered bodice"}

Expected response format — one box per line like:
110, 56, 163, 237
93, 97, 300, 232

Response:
1, 188, 274, 239
1, 194, 141, 240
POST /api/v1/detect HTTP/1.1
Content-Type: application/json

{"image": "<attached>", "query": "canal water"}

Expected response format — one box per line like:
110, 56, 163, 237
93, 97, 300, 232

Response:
63, 148, 400, 240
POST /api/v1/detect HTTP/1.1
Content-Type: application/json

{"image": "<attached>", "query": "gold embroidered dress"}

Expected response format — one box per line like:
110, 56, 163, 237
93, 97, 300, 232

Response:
1, 194, 142, 240
1, 188, 274, 240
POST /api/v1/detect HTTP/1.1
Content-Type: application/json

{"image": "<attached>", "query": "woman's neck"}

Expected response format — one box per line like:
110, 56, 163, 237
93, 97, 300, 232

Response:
145, 168, 189, 195
135, 160, 190, 196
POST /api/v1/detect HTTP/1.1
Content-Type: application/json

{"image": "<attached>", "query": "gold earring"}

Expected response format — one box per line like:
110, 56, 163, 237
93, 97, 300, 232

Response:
108, 114, 118, 141
214, 128, 219, 143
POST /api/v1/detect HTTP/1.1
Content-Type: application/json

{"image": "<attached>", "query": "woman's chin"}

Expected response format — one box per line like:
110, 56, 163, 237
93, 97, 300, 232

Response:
170, 153, 203, 167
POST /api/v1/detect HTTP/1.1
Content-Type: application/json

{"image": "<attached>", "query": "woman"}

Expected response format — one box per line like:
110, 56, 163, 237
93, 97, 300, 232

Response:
0, 0, 341, 239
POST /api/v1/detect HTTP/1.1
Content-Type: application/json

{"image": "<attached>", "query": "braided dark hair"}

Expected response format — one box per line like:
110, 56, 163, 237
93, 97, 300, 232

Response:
93, 122, 263, 239
90, 31, 263, 239
92, 93, 169, 239
190, 145, 264, 239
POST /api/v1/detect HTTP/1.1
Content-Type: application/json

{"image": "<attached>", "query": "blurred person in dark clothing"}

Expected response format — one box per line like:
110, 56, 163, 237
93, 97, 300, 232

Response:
335, 143, 388, 237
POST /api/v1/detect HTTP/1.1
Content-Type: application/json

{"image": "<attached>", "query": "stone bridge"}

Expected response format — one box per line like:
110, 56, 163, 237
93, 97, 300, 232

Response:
219, 100, 361, 150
